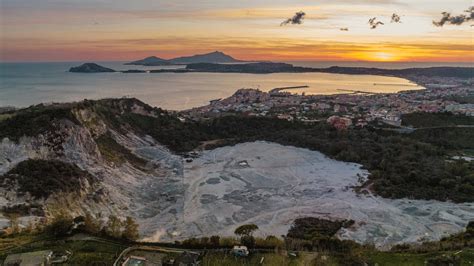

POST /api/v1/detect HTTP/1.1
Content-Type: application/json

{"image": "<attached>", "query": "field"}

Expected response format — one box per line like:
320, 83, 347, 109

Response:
1, 233, 474, 265
368, 249, 474, 266
0, 235, 127, 265
202, 251, 308, 266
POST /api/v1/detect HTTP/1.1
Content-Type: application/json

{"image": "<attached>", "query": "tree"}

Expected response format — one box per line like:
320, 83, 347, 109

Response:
9, 214, 20, 235
241, 235, 256, 248
235, 224, 259, 248
234, 224, 259, 237
210, 235, 220, 247
47, 211, 73, 237
24, 221, 35, 234
83, 212, 102, 235
105, 215, 123, 238
122, 216, 139, 241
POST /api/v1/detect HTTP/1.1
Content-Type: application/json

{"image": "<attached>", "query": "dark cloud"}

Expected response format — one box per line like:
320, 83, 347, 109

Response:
391, 13, 401, 23
340, 27, 349, 31
433, 6, 473, 26
368, 17, 384, 29
281, 11, 306, 26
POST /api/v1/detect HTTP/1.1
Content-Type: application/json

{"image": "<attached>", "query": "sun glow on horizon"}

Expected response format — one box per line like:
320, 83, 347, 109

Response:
371, 52, 397, 62
349, 50, 406, 62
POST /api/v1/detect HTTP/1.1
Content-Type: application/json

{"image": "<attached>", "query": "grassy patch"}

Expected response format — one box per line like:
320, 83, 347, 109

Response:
368, 249, 474, 266
202, 252, 302, 266
96, 132, 147, 168
462, 149, 474, 157
0, 236, 127, 265
63, 240, 126, 265
0, 114, 14, 122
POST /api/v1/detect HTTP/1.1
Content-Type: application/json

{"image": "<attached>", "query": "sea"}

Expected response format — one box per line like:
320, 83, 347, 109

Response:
0, 61, 471, 111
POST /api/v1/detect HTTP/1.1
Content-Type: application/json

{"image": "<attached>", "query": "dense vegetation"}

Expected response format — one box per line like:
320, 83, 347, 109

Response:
0, 104, 78, 142
287, 218, 354, 240
402, 112, 474, 128
0, 159, 95, 199
445, 95, 474, 104
284, 217, 369, 264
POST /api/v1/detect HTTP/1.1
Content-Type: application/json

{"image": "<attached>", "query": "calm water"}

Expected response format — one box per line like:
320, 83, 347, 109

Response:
0, 61, 442, 110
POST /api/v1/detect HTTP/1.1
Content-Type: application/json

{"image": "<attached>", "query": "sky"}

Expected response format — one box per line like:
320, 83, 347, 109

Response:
0, 0, 473, 62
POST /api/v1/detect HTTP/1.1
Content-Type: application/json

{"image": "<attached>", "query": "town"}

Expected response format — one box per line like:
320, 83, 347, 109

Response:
184, 75, 473, 130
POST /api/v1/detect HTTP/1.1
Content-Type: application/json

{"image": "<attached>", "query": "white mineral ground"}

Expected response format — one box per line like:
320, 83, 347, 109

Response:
138, 141, 474, 249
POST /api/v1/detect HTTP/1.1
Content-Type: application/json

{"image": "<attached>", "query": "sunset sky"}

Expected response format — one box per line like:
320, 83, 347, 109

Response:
0, 0, 473, 62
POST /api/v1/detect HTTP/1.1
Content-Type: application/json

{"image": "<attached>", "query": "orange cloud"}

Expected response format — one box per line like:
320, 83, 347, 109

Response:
2, 36, 472, 62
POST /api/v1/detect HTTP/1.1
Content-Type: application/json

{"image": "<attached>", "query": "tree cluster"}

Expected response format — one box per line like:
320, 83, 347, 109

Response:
45, 212, 139, 241
0, 159, 95, 199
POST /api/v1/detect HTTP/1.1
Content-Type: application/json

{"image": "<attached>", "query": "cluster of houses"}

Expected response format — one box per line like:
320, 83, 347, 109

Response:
183, 75, 472, 129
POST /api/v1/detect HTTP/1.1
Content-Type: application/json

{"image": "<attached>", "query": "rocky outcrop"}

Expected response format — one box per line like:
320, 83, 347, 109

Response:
0, 99, 182, 235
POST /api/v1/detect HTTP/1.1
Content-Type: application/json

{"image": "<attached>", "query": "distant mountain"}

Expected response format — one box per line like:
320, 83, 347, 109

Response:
125, 56, 171, 66
69, 63, 116, 73
169, 51, 240, 64
125, 51, 241, 66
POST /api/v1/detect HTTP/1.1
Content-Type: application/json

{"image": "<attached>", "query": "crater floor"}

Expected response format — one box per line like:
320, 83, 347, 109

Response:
141, 141, 474, 249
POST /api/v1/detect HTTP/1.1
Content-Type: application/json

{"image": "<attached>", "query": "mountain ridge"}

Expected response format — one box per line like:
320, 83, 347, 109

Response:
125, 51, 241, 66
125, 56, 171, 66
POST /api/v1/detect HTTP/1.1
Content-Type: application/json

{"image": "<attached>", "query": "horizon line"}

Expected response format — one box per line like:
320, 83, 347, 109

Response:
1, 60, 473, 64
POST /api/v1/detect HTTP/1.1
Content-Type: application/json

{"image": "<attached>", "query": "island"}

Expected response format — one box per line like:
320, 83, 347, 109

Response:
68, 63, 116, 73
125, 51, 242, 66
125, 56, 171, 66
